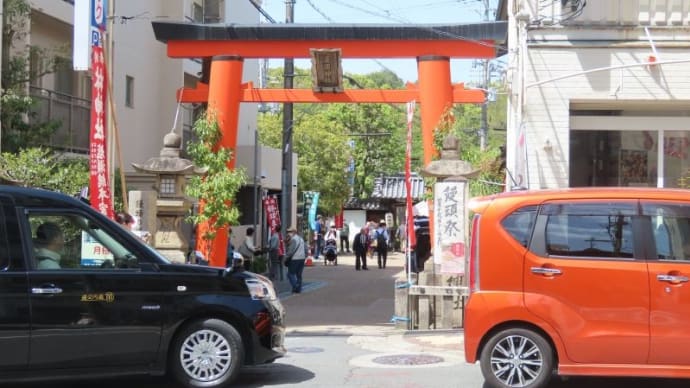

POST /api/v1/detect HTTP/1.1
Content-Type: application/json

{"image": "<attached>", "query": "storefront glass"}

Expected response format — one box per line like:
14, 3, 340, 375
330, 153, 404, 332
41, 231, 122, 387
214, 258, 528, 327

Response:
570, 130, 690, 188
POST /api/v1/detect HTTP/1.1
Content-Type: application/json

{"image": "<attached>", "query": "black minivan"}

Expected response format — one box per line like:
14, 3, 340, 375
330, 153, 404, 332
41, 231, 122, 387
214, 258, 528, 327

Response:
0, 185, 285, 387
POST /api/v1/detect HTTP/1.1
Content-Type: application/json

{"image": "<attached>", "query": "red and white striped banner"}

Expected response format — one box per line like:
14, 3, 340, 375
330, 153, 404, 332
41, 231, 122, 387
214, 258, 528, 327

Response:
405, 101, 416, 251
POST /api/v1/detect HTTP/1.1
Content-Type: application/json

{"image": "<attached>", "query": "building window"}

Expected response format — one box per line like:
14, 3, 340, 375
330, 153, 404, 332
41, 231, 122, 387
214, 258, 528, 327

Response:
54, 57, 74, 95
192, 2, 203, 22
125, 75, 134, 108
191, 0, 224, 23
160, 176, 176, 196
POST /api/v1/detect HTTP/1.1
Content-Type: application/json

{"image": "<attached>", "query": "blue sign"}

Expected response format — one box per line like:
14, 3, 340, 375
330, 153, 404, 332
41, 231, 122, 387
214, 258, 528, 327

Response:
91, 0, 107, 29
90, 0, 107, 47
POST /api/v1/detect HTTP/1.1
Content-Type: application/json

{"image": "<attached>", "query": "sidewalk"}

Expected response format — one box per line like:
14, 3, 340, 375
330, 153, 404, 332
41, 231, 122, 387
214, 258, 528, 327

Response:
270, 249, 414, 296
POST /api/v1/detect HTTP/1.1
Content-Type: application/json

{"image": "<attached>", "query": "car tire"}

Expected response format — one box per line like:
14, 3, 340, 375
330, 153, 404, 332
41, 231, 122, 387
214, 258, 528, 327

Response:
170, 318, 244, 388
479, 327, 554, 388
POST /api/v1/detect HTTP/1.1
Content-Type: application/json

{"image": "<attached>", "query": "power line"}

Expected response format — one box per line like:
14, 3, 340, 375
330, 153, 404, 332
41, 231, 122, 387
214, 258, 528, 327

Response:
248, 0, 277, 23
324, 0, 505, 50
305, 0, 333, 22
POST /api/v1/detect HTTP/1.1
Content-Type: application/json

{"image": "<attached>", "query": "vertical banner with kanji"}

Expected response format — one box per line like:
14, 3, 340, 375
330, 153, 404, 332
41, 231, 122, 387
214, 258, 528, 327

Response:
263, 196, 281, 232
88, 0, 113, 218
301, 192, 314, 238
433, 181, 467, 274
308, 192, 320, 230
263, 195, 284, 256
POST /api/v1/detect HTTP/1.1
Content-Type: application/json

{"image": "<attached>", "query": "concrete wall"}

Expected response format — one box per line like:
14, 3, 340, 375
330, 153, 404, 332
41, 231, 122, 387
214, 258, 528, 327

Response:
506, 0, 690, 189
523, 0, 690, 26
520, 47, 690, 189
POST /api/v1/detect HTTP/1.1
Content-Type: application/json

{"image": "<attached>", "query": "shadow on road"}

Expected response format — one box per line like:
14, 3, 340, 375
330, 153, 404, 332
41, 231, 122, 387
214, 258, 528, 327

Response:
482, 376, 690, 388
3, 363, 315, 388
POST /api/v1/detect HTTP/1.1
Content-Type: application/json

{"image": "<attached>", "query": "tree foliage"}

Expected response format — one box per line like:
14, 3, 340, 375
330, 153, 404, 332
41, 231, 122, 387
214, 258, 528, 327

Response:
258, 69, 411, 214
0, 147, 89, 195
185, 111, 247, 255
434, 84, 507, 197
259, 67, 507, 210
1, 0, 68, 153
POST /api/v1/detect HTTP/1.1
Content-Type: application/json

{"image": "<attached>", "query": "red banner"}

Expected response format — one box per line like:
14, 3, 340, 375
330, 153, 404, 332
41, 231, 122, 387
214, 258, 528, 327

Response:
89, 46, 113, 219
263, 196, 284, 255
263, 196, 281, 231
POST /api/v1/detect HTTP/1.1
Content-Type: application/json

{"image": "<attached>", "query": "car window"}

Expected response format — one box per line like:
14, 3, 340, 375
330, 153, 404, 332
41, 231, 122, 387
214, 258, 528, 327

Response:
0, 205, 7, 270
642, 202, 690, 261
27, 212, 140, 270
542, 202, 635, 259
500, 205, 537, 247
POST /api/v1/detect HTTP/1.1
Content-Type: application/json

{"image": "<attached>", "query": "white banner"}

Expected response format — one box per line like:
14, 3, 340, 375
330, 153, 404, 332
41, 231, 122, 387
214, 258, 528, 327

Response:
433, 181, 467, 275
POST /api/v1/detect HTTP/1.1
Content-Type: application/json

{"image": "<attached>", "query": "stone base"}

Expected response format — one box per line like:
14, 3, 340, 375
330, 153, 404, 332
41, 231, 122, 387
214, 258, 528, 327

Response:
159, 249, 187, 264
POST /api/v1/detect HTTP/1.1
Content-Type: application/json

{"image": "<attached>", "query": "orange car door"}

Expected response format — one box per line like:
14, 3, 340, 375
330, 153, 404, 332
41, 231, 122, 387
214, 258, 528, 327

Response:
524, 200, 650, 365
643, 201, 690, 365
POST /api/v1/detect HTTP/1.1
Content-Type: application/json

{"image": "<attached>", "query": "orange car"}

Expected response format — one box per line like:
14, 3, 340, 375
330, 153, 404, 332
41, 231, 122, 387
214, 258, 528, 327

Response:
464, 187, 690, 388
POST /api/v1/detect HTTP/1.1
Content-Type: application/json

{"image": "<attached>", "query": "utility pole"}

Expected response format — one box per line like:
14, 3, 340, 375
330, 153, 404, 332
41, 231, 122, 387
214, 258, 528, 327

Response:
280, 0, 295, 234
479, 0, 491, 151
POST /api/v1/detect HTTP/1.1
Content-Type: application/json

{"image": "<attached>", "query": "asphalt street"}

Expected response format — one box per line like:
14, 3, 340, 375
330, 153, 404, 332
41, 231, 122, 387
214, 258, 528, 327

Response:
7, 251, 690, 387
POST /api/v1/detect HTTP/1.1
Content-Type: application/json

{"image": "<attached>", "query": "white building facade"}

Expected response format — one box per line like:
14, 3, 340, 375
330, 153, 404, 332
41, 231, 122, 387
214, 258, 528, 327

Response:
505, 0, 690, 189
23, 1, 294, 239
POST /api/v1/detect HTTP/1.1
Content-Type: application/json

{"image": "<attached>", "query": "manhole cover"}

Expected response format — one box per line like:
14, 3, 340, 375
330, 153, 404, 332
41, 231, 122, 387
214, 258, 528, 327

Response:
371, 354, 444, 366
289, 346, 324, 353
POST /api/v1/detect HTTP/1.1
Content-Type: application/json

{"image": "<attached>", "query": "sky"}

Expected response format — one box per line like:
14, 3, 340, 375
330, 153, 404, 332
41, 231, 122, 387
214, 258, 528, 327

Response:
259, 0, 502, 84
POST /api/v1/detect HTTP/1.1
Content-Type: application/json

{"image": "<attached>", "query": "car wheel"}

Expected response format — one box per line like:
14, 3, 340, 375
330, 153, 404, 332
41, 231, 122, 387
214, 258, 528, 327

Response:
171, 318, 244, 388
479, 328, 554, 388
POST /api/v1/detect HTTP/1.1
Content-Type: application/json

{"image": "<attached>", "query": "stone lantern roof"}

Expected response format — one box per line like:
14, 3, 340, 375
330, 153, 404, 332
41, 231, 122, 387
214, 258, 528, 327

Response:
132, 131, 204, 174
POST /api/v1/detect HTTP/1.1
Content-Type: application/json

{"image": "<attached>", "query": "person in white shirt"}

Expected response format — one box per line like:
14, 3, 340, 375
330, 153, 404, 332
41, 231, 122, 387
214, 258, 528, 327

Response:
239, 227, 262, 271
35, 222, 64, 270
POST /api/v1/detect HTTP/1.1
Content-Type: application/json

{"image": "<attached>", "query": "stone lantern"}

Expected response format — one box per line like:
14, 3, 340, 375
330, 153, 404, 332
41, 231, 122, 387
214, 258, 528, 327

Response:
132, 131, 201, 263
399, 134, 479, 330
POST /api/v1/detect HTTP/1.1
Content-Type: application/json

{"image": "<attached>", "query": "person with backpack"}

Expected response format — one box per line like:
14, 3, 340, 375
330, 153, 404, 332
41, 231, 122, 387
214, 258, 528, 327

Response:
374, 220, 390, 269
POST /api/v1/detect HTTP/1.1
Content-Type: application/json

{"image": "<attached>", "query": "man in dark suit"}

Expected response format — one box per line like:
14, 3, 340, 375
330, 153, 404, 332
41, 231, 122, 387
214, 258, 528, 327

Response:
352, 227, 369, 271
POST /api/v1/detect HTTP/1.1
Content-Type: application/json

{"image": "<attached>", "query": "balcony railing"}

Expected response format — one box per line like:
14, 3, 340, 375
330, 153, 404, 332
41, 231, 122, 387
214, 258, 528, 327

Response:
29, 86, 91, 154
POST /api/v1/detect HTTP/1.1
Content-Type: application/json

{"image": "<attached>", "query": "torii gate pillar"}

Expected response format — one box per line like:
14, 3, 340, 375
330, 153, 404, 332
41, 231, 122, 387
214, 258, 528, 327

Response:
200, 55, 244, 266
418, 56, 453, 165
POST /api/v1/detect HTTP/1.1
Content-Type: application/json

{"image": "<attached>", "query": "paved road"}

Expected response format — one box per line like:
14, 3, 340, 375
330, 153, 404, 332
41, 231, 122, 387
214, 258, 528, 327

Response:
8, 252, 690, 387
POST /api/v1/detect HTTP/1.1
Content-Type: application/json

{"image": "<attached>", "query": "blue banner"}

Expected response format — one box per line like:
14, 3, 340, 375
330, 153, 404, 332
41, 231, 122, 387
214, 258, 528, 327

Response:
308, 192, 320, 230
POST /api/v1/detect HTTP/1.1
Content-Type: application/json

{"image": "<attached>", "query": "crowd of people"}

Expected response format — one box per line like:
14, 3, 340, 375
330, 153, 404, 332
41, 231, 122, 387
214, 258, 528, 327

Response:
104, 209, 427, 290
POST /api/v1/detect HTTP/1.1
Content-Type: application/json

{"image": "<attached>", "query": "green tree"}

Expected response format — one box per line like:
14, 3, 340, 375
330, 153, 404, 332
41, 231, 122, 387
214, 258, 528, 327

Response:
434, 90, 507, 198
1, 0, 68, 153
0, 147, 89, 195
258, 105, 351, 215
259, 68, 410, 212
185, 111, 247, 257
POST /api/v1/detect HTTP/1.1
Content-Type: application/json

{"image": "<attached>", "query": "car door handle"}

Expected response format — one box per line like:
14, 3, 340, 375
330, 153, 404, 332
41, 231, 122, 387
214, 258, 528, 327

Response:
31, 286, 63, 294
531, 267, 562, 276
657, 274, 689, 284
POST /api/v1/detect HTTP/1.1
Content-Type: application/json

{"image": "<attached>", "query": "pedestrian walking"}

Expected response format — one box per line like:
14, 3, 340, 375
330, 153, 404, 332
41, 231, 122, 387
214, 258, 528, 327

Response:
374, 220, 390, 269
352, 227, 369, 270
285, 226, 307, 293
367, 221, 377, 263
267, 224, 285, 281
340, 220, 350, 253
238, 227, 261, 271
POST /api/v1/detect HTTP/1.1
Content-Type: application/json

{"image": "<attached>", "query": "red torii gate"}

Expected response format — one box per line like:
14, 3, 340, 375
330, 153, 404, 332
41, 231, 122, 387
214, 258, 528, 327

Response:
152, 21, 506, 266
